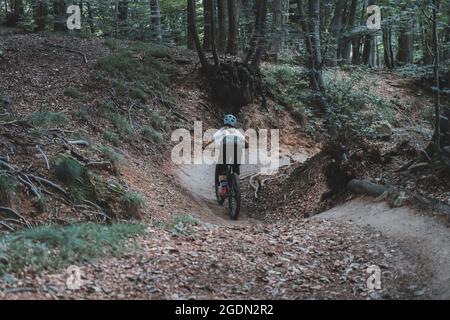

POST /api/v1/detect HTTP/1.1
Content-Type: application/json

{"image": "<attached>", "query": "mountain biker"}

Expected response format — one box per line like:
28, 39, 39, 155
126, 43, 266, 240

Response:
203, 114, 248, 198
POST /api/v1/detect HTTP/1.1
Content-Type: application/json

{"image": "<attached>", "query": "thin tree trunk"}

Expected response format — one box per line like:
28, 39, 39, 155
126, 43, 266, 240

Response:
209, 0, 220, 67
432, 0, 441, 151
187, 0, 196, 49
188, 0, 210, 70
329, 0, 346, 66
33, 0, 48, 31
87, 0, 94, 34
271, 0, 283, 55
296, 0, 312, 56
244, 0, 268, 67
203, 0, 212, 50
362, 0, 376, 67
117, 0, 129, 37
383, 27, 394, 69
397, 4, 414, 65
150, 0, 162, 42
226, 0, 238, 55
422, 24, 433, 65
397, 28, 414, 64
307, 0, 326, 93
53, 0, 66, 32
352, 0, 366, 64
217, 0, 227, 53
341, 0, 357, 63
252, 0, 268, 68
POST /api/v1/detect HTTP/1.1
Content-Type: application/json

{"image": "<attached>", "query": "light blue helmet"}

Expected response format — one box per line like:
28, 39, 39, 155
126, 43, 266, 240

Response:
224, 114, 237, 127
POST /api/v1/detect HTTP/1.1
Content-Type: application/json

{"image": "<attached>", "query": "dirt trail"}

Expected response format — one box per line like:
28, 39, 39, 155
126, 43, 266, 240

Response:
316, 198, 450, 299
175, 148, 299, 225
175, 149, 450, 299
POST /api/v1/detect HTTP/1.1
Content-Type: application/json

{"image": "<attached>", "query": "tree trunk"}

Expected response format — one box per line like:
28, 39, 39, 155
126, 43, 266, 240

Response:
203, 0, 212, 50
7, 0, 24, 26
87, 0, 95, 34
187, 0, 196, 49
296, 0, 312, 55
444, 19, 450, 62
432, 0, 441, 151
307, 0, 326, 93
53, 0, 66, 32
33, 0, 48, 31
382, 27, 394, 69
117, 0, 129, 37
352, 0, 366, 64
150, 0, 162, 42
362, 0, 376, 67
397, 30, 414, 65
341, 0, 357, 63
217, 0, 227, 53
422, 24, 433, 65
209, 0, 220, 67
226, 0, 238, 55
187, 0, 210, 70
251, 0, 268, 68
271, 0, 283, 56
397, 5, 414, 65
244, 0, 268, 68
329, 0, 346, 66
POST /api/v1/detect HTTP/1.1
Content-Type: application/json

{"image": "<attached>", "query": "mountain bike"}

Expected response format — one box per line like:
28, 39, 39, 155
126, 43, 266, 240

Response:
215, 164, 241, 220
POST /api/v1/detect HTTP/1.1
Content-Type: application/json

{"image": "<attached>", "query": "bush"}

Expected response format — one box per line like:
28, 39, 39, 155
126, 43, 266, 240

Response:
129, 42, 170, 59
0, 93, 11, 109
64, 87, 83, 99
102, 130, 121, 146
0, 222, 145, 275
0, 175, 16, 206
104, 112, 135, 139
145, 108, 168, 132
120, 192, 145, 219
30, 111, 69, 128
53, 154, 83, 185
262, 64, 309, 118
95, 48, 171, 93
99, 145, 124, 167
142, 126, 164, 144
130, 87, 147, 101
325, 76, 395, 136
104, 38, 119, 50
73, 107, 90, 122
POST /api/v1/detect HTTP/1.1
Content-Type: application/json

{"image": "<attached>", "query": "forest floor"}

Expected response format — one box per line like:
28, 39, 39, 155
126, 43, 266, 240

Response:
0, 27, 448, 299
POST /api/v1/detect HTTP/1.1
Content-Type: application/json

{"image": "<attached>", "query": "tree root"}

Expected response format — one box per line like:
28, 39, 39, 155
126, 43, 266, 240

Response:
0, 207, 31, 228
208, 61, 267, 114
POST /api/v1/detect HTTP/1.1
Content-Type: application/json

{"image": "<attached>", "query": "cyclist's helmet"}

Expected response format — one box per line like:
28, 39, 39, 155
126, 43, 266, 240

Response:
224, 114, 237, 127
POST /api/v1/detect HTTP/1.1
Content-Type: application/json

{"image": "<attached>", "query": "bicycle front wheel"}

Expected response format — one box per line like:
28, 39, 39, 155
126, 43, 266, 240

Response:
228, 173, 241, 220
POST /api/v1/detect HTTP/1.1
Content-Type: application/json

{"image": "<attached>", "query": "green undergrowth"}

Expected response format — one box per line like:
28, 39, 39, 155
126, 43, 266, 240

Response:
0, 222, 145, 275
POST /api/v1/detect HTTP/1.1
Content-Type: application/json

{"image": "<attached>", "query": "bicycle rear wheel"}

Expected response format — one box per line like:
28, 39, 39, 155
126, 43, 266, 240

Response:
214, 166, 225, 205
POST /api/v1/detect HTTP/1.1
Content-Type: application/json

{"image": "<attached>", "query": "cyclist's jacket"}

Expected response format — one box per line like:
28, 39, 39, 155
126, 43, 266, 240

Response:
212, 127, 245, 165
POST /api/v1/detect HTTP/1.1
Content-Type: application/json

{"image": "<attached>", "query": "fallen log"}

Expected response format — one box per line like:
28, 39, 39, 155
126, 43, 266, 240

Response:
347, 179, 450, 220
347, 179, 392, 197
